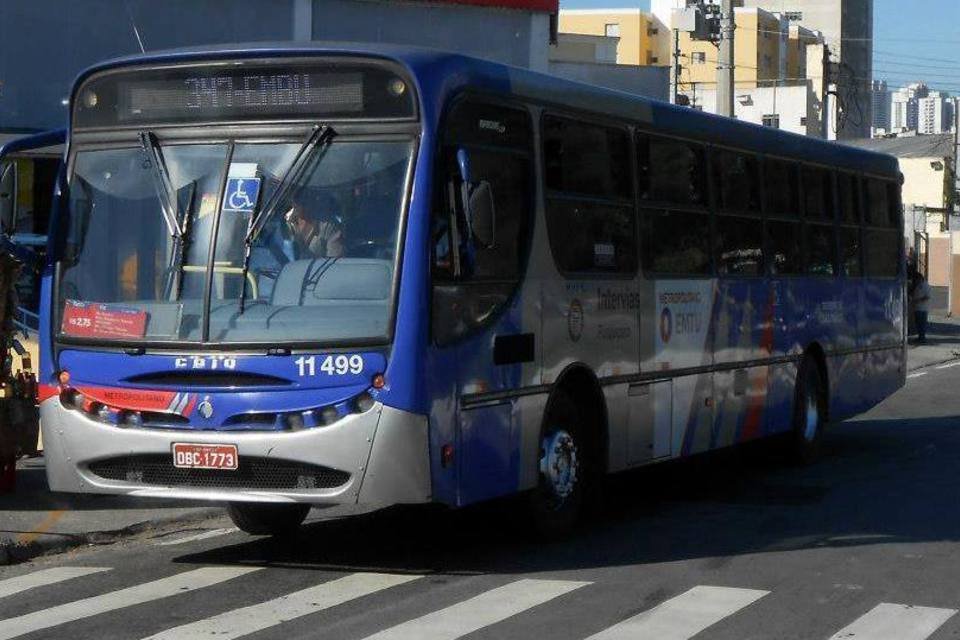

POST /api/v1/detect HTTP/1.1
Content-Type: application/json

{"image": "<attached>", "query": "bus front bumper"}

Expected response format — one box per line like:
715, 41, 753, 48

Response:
39, 397, 431, 506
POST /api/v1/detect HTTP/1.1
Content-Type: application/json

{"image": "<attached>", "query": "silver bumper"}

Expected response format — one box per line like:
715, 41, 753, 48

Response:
40, 397, 431, 506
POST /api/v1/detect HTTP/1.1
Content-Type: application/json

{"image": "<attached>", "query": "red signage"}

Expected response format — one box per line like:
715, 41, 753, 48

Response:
61, 301, 148, 339
75, 385, 197, 417
424, 0, 558, 11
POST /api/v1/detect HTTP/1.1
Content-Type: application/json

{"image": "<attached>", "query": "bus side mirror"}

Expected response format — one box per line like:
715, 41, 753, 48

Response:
0, 162, 18, 235
455, 148, 496, 250
467, 181, 496, 249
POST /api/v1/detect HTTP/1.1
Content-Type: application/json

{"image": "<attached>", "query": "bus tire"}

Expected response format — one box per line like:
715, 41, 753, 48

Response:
527, 392, 587, 538
226, 502, 310, 536
790, 355, 827, 464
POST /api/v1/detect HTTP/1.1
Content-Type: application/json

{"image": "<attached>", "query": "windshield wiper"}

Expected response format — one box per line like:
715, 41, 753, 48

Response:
246, 124, 335, 244
238, 124, 335, 313
138, 131, 182, 239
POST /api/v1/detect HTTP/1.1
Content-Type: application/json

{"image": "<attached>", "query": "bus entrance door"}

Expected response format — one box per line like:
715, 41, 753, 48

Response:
627, 380, 673, 464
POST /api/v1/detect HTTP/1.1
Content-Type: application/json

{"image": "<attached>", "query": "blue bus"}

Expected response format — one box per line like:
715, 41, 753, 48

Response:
5, 44, 904, 536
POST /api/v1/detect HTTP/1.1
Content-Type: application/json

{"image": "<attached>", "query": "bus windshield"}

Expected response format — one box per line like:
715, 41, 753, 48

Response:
58, 138, 413, 345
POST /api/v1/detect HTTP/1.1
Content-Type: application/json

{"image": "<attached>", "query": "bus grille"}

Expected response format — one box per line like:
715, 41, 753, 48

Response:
87, 455, 351, 491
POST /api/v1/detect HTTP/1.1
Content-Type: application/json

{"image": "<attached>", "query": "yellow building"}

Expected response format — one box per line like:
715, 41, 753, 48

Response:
558, 9, 667, 66
680, 7, 783, 89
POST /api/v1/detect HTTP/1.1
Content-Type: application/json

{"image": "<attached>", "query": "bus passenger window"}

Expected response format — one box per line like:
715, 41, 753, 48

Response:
837, 173, 861, 224
544, 117, 630, 200
715, 215, 763, 276
839, 227, 862, 277
806, 223, 836, 276
543, 115, 636, 275
864, 228, 900, 277
767, 220, 803, 275
764, 159, 800, 216
802, 167, 834, 221
865, 179, 894, 227
713, 149, 760, 214
637, 135, 707, 206
643, 209, 711, 275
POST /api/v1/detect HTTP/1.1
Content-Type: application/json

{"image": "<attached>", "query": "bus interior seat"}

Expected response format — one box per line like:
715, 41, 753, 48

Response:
270, 258, 392, 307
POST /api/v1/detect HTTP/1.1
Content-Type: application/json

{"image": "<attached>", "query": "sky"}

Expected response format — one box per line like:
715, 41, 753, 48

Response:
560, 0, 960, 94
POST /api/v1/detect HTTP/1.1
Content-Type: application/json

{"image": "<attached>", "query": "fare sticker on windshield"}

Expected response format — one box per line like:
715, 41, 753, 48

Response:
61, 300, 148, 339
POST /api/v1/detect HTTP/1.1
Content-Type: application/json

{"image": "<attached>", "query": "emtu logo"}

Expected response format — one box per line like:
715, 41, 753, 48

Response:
660, 307, 673, 344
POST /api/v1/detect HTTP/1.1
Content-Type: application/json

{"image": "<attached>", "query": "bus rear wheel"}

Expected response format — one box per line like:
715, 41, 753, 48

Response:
790, 356, 827, 464
227, 502, 310, 536
528, 393, 587, 538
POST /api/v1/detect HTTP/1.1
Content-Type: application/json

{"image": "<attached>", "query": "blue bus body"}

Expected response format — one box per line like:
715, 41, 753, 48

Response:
30, 44, 903, 516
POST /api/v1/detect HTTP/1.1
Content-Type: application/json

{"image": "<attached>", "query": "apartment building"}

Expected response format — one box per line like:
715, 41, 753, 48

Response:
558, 9, 667, 66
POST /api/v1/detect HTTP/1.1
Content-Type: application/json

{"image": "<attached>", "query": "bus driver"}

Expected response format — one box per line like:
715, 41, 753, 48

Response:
284, 195, 345, 259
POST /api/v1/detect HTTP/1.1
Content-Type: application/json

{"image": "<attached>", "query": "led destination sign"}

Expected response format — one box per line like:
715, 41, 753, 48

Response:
126, 72, 363, 119
74, 60, 415, 128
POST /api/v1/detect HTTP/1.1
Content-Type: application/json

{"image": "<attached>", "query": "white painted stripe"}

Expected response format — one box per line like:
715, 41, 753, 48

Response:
362, 578, 589, 640
827, 603, 956, 640
143, 572, 421, 640
936, 361, 960, 369
0, 567, 111, 600
586, 585, 769, 640
907, 372, 928, 379
156, 528, 238, 547
0, 566, 260, 640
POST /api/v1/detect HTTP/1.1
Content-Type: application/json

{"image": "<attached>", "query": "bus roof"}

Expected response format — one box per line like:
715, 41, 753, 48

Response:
72, 42, 899, 178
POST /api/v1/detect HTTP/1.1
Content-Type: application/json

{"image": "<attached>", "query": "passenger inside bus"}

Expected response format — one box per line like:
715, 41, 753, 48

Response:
283, 193, 345, 260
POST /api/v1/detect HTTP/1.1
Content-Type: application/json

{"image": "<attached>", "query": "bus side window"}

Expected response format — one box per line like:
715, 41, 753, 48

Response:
544, 115, 635, 275
862, 178, 901, 278
432, 100, 534, 345
638, 134, 710, 276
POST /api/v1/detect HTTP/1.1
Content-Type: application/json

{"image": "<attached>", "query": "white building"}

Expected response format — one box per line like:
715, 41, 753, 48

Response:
739, 0, 874, 140
692, 84, 820, 137
918, 92, 954, 135
891, 83, 928, 132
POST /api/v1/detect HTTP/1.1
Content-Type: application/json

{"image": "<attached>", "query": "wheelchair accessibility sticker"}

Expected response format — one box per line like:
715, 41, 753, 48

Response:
222, 177, 262, 213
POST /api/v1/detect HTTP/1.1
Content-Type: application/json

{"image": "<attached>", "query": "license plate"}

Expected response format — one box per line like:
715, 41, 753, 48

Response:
172, 443, 238, 470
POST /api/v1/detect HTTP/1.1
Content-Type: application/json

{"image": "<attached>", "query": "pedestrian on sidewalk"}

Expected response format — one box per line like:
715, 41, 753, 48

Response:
913, 273, 931, 344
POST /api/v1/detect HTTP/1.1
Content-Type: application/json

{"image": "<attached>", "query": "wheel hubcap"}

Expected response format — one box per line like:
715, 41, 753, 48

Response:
540, 430, 579, 503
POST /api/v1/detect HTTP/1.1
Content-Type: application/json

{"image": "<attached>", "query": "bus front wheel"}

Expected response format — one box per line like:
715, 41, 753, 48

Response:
227, 502, 310, 536
791, 356, 827, 464
528, 393, 587, 537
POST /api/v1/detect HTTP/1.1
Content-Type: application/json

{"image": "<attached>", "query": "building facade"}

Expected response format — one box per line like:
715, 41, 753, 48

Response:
739, 0, 874, 140
872, 80, 890, 134
0, 0, 558, 131
891, 83, 927, 132
694, 83, 819, 136
918, 92, 954, 135
557, 8, 666, 66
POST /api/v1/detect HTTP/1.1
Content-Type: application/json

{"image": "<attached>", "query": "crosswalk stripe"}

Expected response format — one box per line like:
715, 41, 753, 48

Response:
0, 566, 260, 640
586, 585, 769, 640
0, 567, 111, 600
827, 603, 957, 640
362, 578, 589, 640
156, 528, 238, 546
142, 572, 421, 639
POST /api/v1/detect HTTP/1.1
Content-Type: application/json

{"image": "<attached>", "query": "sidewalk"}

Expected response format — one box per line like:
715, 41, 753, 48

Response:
0, 457, 220, 565
906, 313, 960, 371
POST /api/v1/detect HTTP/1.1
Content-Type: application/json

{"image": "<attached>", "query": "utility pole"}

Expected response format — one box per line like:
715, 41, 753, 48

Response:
821, 44, 831, 140
670, 28, 681, 105
716, 0, 735, 118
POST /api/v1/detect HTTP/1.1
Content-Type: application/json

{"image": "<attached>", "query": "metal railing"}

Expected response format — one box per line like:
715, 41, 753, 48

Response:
12, 306, 38, 337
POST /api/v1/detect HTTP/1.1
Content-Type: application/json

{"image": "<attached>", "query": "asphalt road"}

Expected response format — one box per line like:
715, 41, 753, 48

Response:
2, 365, 960, 640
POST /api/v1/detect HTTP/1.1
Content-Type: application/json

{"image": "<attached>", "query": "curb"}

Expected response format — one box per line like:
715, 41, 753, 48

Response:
0, 507, 223, 566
